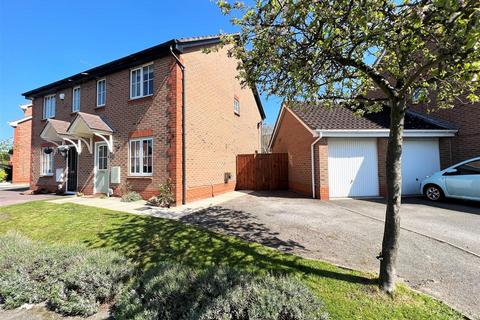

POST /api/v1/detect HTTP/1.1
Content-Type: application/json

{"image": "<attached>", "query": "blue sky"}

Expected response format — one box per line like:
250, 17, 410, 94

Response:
0, 0, 282, 140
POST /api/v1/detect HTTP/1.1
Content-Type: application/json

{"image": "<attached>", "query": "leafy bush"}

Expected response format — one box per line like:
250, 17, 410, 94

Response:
0, 233, 132, 316
0, 169, 7, 182
121, 191, 143, 202
120, 182, 143, 202
114, 262, 327, 320
147, 179, 174, 208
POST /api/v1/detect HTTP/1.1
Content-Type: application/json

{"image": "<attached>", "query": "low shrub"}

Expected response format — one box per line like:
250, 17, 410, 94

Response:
0, 233, 132, 316
121, 191, 143, 202
114, 262, 328, 320
0, 169, 7, 182
147, 179, 174, 208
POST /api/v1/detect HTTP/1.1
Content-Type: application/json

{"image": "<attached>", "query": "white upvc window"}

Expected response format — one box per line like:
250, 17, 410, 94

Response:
129, 138, 153, 176
130, 63, 154, 99
72, 86, 81, 112
234, 97, 240, 115
43, 95, 56, 119
40, 148, 54, 176
97, 78, 106, 107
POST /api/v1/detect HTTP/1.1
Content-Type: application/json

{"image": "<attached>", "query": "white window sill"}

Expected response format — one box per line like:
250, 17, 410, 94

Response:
129, 94, 153, 101
96, 104, 106, 108
40, 174, 54, 177
127, 175, 153, 178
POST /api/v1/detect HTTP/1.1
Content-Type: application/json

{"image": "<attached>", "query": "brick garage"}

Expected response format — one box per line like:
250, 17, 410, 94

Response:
23, 35, 265, 205
270, 104, 457, 199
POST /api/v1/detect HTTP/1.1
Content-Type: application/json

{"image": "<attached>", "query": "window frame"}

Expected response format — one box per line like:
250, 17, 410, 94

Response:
40, 147, 54, 176
43, 95, 56, 119
72, 86, 81, 113
96, 78, 106, 107
128, 137, 153, 176
130, 62, 154, 100
234, 96, 240, 116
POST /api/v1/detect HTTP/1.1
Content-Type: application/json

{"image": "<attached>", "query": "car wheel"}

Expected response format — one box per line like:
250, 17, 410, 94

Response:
424, 185, 444, 201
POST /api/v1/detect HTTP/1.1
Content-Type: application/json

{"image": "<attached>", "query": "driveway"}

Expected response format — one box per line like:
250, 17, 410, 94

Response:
181, 191, 480, 319
0, 185, 58, 206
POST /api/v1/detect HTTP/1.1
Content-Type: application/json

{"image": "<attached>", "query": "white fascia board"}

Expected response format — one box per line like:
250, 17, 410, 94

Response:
316, 129, 457, 138
8, 116, 32, 128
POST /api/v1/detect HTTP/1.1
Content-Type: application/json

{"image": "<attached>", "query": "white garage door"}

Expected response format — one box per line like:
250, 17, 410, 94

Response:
328, 138, 379, 197
402, 139, 440, 195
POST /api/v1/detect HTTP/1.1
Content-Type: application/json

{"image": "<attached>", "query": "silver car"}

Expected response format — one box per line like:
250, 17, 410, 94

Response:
421, 157, 480, 202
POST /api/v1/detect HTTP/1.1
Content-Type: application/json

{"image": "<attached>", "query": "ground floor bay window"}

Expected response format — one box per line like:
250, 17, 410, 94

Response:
129, 138, 153, 176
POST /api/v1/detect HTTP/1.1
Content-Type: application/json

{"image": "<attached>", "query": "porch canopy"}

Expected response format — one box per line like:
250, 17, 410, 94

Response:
40, 112, 114, 154
67, 112, 114, 153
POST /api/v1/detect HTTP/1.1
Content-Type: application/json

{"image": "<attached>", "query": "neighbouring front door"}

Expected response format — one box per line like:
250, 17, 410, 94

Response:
94, 142, 109, 194
66, 147, 78, 192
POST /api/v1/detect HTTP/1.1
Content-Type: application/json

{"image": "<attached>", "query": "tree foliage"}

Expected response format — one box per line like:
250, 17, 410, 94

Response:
218, 0, 480, 111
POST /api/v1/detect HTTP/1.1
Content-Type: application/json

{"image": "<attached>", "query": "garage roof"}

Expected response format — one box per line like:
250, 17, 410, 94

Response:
289, 103, 457, 130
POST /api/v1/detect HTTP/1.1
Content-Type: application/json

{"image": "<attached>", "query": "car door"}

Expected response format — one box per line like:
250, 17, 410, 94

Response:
444, 160, 480, 200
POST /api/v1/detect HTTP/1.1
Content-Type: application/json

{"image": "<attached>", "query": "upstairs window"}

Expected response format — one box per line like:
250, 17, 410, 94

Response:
41, 148, 54, 176
43, 95, 56, 119
129, 138, 153, 176
130, 63, 154, 99
97, 79, 106, 107
234, 97, 240, 115
72, 86, 81, 112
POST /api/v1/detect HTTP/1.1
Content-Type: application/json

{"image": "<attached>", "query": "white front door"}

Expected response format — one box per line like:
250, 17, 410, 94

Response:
402, 139, 440, 195
94, 142, 109, 194
328, 138, 379, 198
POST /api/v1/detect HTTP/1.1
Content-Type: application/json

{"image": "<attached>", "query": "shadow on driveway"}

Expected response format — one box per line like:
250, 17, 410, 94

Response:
180, 206, 306, 252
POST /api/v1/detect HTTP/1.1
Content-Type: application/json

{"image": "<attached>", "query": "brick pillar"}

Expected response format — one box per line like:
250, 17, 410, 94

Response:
317, 138, 329, 200
167, 59, 184, 206
439, 137, 453, 169
377, 138, 388, 198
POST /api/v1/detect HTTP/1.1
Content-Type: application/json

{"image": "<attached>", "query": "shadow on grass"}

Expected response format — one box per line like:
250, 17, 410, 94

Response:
84, 211, 375, 286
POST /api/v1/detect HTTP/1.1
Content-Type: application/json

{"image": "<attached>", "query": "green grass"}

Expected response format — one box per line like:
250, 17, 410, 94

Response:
0, 201, 462, 320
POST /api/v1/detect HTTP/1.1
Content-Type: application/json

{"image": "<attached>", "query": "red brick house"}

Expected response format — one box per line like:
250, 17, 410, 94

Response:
8, 104, 33, 184
269, 104, 458, 199
22, 35, 265, 205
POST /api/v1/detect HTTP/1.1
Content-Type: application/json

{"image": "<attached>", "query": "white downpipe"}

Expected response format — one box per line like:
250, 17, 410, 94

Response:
310, 133, 322, 199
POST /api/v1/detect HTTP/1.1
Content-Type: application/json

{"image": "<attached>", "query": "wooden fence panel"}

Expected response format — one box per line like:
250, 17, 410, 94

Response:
236, 153, 288, 191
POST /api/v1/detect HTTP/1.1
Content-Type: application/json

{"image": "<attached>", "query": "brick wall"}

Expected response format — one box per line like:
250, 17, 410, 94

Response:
271, 108, 316, 197
30, 56, 176, 197
11, 117, 32, 184
181, 45, 262, 200
438, 137, 454, 169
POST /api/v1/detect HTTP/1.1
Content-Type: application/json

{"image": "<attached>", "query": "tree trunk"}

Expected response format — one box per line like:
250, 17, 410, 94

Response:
379, 98, 406, 293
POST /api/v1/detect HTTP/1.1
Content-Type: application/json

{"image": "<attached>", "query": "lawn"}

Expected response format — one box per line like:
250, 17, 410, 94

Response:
0, 201, 462, 320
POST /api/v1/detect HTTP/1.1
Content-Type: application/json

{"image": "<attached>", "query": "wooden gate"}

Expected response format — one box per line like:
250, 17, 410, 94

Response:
236, 153, 288, 190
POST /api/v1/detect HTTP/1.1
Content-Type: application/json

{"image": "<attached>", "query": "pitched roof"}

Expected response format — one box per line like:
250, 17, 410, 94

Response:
69, 112, 113, 133
289, 103, 455, 130
21, 34, 265, 120
47, 119, 70, 135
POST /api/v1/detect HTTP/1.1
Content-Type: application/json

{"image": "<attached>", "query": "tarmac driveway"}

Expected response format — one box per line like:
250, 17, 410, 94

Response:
0, 185, 58, 206
181, 191, 480, 319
